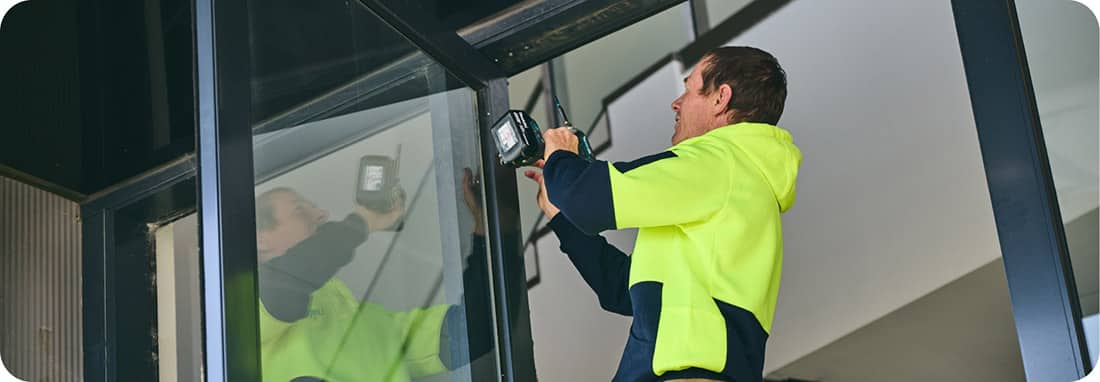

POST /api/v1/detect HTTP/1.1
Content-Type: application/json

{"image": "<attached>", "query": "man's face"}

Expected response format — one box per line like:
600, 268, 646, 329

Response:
670, 58, 725, 145
257, 190, 329, 256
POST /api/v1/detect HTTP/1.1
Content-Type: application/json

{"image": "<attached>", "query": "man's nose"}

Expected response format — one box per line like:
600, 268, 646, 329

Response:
671, 97, 681, 112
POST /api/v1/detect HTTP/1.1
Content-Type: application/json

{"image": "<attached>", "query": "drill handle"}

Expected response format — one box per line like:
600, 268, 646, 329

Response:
570, 127, 596, 162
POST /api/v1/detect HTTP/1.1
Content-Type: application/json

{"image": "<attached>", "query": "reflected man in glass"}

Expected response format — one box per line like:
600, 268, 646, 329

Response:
253, 169, 491, 381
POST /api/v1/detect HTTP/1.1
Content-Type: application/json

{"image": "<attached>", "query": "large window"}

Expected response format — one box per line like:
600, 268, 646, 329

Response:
242, 1, 498, 381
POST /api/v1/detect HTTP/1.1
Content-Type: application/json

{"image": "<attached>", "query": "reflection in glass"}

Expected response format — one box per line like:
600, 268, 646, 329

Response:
246, 2, 496, 380
252, 94, 494, 382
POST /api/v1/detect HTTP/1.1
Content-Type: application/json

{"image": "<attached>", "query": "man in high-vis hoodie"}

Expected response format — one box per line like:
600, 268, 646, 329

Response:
525, 46, 801, 382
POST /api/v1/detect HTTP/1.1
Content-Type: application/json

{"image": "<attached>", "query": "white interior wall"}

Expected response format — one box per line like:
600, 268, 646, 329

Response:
155, 223, 179, 382
702, 0, 1002, 371
768, 258, 1026, 381
154, 214, 203, 382
702, 0, 752, 31
560, 4, 693, 134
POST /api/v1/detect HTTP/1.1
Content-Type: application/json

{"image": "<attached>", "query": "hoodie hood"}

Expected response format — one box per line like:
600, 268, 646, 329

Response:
709, 122, 802, 212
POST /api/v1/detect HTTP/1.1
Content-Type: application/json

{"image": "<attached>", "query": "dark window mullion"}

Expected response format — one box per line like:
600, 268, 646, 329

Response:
194, 0, 261, 379
951, 0, 1090, 379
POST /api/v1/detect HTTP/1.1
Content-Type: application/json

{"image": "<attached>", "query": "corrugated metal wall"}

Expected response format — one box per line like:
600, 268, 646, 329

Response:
0, 176, 83, 381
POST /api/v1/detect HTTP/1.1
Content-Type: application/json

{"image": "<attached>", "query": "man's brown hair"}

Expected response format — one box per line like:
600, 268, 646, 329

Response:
699, 46, 787, 125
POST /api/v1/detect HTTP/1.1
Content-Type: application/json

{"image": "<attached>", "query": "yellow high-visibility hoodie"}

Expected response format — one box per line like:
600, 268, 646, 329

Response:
544, 122, 802, 382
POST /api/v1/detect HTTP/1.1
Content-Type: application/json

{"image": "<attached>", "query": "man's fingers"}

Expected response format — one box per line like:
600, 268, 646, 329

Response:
534, 159, 545, 169
523, 170, 543, 182
541, 128, 578, 149
542, 127, 569, 139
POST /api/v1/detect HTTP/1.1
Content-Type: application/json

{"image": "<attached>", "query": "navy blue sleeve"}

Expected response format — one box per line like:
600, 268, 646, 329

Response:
542, 150, 616, 234
543, 150, 680, 234
548, 214, 632, 316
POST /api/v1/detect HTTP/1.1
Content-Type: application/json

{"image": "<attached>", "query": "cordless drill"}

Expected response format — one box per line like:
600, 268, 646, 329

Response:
491, 96, 595, 168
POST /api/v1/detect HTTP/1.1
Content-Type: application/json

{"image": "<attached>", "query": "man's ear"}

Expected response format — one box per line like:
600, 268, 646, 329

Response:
713, 83, 733, 115
256, 231, 272, 252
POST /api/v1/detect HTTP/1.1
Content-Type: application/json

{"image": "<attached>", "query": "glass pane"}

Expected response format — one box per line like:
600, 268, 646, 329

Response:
247, 2, 497, 381
1015, 0, 1100, 367
508, 65, 547, 246
153, 213, 204, 382
503, 66, 555, 288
